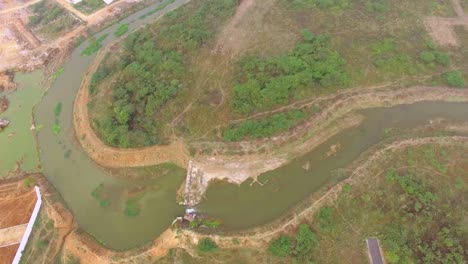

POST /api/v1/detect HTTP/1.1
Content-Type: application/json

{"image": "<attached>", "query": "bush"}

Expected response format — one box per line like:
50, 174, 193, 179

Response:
81, 34, 108, 56
365, 0, 387, 13
223, 110, 306, 141
269, 235, 292, 257
124, 199, 140, 216
114, 24, 129, 37
433, 51, 451, 66
443, 71, 465, 87
197, 238, 218, 252
292, 0, 351, 11
419, 51, 450, 66
419, 51, 435, 63
293, 224, 319, 261
232, 31, 347, 114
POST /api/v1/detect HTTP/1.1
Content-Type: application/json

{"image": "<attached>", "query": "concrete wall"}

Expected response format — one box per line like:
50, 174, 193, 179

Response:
12, 186, 42, 264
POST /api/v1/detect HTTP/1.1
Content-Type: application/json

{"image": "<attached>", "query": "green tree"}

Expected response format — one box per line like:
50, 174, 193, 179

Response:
443, 71, 465, 88
293, 224, 319, 262
269, 235, 292, 257
197, 238, 218, 252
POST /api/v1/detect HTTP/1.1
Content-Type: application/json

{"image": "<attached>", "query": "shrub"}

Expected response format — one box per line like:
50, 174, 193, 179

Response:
292, 0, 351, 11
197, 238, 218, 252
269, 235, 292, 257
124, 199, 140, 216
365, 0, 387, 13
433, 51, 451, 66
114, 24, 129, 37
81, 34, 108, 56
223, 110, 306, 141
419, 51, 435, 63
232, 32, 347, 114
443, 71, 465, 88
293, 224, 318, 261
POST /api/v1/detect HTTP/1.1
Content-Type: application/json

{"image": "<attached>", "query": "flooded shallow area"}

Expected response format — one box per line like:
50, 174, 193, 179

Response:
0, 71, 44, 176
16, 0, 468, 251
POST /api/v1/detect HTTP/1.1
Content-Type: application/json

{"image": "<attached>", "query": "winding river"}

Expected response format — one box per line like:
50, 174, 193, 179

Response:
24, 0, 468, 250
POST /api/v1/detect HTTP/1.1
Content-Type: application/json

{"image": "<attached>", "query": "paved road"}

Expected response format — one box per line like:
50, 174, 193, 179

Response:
367, 238, 384, 264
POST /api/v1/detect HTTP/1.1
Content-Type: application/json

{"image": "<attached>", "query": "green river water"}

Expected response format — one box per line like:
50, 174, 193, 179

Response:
1, 0, 467, 251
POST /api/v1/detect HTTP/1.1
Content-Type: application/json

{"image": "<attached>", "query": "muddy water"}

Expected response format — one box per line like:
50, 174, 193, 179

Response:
198, 101, 468, 230
34, 0, 188, 250
28, 0, 468, 251
0, 71, 44, 176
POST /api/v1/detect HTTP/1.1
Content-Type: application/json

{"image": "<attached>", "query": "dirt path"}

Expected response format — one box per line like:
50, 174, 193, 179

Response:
0, 224, 27, 247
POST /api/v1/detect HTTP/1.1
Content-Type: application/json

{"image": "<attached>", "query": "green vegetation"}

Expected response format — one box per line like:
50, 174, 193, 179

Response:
268, 235, 292, 257
369, 38, 418, 76
91, 30, 185, 147
443, 71, 465, 87
364, 0, 388, 13
157, 0, 238, 52
52, 102, 62, 135
124, 199, 141, 217
74, 0, 105, 14
268, 224, 319, 262
91, 184, 111, 208
28, 0, 79, 38
197, 238, 218, 253
203, 219, 221, 228
292, 0, 351, 11
49, 67, 64, 81
37, 239, 49, 249
81, 34, 108, 56
89, 0, 239, 147
23, 177, 36, 188
233, 31, 347, 114
223, 110, 306, 141
114, 24, 129, 37
139, 0, 176, 19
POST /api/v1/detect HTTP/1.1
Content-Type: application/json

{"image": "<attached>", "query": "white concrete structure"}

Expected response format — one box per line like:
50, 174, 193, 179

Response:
12, 186, 42, 264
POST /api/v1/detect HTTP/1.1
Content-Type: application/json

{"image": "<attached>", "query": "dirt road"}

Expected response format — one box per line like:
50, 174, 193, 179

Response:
0, 0, 42, 15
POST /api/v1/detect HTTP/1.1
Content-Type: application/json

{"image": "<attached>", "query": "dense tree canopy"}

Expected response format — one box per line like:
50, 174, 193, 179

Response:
232, 31, 347, 114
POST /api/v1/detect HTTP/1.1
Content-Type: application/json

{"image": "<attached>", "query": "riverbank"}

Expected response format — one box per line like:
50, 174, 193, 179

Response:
18, 130, 467, 263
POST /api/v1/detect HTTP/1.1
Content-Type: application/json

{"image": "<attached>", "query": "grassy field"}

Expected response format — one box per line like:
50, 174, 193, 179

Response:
88, 0, 466, 148
74, 0, 106, 15
158, 142, 468, 263
28, 0, 81, 40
